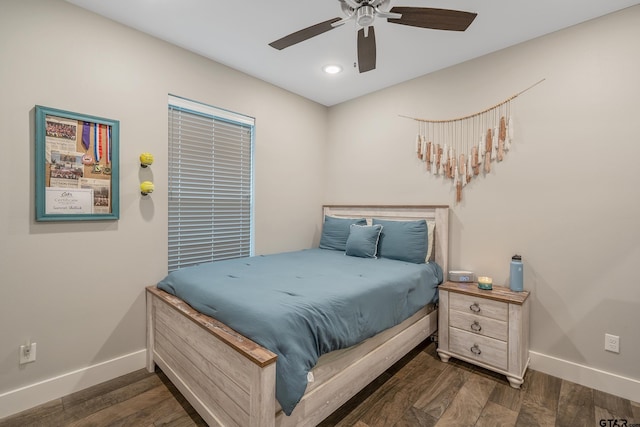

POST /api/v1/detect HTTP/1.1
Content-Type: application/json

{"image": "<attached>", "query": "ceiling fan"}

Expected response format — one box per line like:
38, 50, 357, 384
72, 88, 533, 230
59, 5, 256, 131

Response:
269, 0, 477, 73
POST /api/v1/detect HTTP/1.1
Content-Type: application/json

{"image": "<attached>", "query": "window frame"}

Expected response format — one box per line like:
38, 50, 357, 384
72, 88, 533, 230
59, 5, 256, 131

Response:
167, 94, 255, 272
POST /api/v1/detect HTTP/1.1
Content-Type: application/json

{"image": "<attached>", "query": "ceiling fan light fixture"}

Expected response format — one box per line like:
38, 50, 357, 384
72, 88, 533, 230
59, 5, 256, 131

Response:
323, 64, 343, 74
356, 5, 375, 27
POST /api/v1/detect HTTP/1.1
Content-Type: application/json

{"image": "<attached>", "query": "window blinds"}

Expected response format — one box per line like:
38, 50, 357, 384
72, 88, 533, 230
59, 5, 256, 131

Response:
168, 95, 254, 272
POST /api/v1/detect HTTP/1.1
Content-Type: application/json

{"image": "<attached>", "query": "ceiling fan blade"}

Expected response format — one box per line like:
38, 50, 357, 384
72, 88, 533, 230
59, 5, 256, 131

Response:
387, 7, 477, 31
269, 17, 342, 50
357, 26, 376, 73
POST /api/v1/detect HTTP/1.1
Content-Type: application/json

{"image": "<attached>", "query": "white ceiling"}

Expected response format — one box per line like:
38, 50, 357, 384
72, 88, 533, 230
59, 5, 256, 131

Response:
65, 0, 638, 106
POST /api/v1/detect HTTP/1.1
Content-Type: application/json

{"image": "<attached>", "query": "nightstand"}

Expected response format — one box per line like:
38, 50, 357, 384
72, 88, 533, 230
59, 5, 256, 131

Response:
437, 281, 530, 388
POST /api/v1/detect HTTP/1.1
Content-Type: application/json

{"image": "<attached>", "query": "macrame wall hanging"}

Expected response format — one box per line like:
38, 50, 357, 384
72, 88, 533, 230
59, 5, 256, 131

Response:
402, 79, 544, 203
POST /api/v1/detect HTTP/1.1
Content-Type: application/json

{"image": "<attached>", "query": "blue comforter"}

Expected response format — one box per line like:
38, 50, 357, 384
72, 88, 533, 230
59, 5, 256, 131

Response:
157, 248, 442, 415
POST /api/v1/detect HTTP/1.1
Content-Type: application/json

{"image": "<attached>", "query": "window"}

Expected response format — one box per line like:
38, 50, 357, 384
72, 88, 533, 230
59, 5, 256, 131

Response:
168, 95, 254, 271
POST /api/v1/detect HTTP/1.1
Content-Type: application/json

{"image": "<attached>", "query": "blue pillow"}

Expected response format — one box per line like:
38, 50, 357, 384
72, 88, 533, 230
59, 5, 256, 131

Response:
372, 219, 428, 264
319, 215, 367, 251
345, 224, 383, 258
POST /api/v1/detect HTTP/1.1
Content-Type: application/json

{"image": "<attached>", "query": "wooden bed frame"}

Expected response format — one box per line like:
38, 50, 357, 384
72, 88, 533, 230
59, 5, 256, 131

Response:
146, 205, 449, 427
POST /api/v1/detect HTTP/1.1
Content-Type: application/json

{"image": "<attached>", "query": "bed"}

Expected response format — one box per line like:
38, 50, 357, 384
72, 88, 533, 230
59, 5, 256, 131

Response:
146, 205, 449, 426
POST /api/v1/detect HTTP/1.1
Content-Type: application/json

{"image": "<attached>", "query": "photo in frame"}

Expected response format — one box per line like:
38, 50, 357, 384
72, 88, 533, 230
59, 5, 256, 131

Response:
35, 106, 119, 221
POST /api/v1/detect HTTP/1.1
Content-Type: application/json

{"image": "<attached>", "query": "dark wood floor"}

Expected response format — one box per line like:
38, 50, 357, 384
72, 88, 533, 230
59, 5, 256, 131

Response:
2, 340, 638, 427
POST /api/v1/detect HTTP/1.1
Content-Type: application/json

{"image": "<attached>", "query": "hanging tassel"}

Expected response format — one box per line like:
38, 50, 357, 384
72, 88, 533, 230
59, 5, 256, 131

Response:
462, 161, 468, 186
431, 148, 437, 175
425, 141, 432, 171
438, 146, 444, 175
491, 127, 498, 160
486, 128, 493, 155
484, 150, 491, 173
450, 151, 456, 179
505, 115, 514, 151
421, 137, 427, 161
472, 146, 479, 175
442, 144, 449, 178
446, 147, 451, 178
504, 123, 511, 151
453, 164, 460, 203
449, 147, 455, 179
498, 117, 506, 160
416, 133, 422, 159
467, 154, 473, 182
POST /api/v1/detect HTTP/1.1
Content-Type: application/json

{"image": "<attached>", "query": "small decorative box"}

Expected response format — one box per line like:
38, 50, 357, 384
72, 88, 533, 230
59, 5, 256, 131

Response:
477, 276, 493, 290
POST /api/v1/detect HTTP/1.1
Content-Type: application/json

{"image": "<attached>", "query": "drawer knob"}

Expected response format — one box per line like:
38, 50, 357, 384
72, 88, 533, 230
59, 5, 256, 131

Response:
471, 321, 482, 332
469, 303, 481, 313
470, 344, 482, 355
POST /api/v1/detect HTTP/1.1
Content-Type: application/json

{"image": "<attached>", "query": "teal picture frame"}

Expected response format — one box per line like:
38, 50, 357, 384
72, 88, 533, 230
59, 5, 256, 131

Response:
35, 106, 120, 221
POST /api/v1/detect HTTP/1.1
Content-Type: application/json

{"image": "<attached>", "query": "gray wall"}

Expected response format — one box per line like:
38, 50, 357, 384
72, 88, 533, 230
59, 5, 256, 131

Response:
325, 6, 640, 391
0, 0, 327, 406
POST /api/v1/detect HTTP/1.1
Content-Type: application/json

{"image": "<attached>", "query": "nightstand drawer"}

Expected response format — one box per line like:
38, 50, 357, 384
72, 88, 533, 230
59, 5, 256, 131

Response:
449, 310, 508, 341
449, 328, 508, 370
449, 292, 508, 321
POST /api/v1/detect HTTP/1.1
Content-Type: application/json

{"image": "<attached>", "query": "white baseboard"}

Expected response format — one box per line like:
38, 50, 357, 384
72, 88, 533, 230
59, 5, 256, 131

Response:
0, 349, 146, 420
530, 351, 640, 402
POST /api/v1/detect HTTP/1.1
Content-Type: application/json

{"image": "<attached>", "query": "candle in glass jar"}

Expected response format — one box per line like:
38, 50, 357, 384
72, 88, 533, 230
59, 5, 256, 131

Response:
478, 276, 493, 290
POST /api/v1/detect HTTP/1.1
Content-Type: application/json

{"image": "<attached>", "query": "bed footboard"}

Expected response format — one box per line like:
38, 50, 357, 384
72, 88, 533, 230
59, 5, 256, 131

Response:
147, 287, 277, 427
277, 306, 438, 426
147, 287, 438, 427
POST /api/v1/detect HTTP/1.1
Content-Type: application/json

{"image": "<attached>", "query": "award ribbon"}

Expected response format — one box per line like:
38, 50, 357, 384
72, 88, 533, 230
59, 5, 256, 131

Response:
82, 122, 91, 150
94, 123, 102, 163
106, 126, 111, 164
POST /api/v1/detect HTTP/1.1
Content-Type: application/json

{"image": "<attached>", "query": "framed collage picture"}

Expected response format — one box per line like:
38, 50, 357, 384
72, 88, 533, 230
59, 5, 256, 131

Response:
35, 106, 120, 221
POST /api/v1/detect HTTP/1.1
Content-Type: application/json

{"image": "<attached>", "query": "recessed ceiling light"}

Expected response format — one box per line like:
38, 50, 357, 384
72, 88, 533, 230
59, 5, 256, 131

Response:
323, 65, 342, 75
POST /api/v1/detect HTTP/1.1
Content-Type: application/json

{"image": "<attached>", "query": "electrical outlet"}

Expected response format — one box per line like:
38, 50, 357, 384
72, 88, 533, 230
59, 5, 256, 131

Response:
604, 334, 620, 353
19, 343, 36, 364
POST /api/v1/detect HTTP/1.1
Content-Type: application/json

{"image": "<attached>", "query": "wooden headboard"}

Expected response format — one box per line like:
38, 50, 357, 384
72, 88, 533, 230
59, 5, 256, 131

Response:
322, 205, 449, 276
